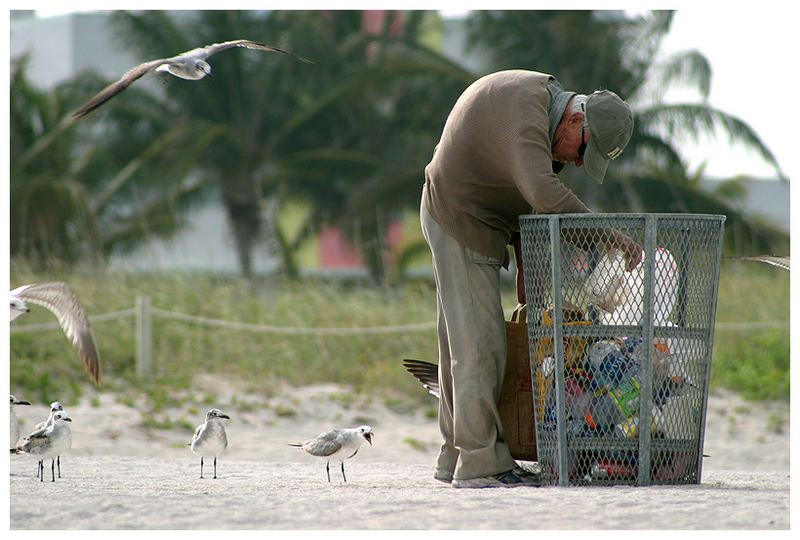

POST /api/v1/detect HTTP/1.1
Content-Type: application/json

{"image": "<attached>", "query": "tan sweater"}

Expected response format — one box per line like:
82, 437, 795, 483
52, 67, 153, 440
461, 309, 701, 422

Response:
422, 70, 591, 263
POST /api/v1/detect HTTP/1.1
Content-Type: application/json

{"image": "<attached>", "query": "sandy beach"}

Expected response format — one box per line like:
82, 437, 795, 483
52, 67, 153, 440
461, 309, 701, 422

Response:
7, 382, 791, 530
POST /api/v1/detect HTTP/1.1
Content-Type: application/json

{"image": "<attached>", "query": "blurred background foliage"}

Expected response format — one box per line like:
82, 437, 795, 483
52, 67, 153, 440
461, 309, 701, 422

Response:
10, 10, 789, 408
10, 10, 788, 282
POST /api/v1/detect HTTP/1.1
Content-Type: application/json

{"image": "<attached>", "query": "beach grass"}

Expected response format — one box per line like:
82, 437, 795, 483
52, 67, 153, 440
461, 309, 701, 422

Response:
10, 258, 789, 411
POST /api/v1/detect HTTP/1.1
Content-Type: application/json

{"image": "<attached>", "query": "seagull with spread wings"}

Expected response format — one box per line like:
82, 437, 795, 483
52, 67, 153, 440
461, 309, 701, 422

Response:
73, 39, 313, 118
10, 282, 102, 385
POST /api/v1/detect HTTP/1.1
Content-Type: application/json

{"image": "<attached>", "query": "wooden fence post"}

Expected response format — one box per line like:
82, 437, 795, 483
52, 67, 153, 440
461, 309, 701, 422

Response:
136, 295, 153, 377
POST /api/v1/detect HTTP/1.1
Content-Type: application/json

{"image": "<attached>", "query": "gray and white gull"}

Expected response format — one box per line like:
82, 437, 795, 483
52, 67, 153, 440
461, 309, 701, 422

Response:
9, 395, 31, 450
30, 401, 65, 479
289, 425, 373, 482
190, 408, 230, 479
10, 282, 102, 385
73, 39, 313, 118
15, 410, 73, 482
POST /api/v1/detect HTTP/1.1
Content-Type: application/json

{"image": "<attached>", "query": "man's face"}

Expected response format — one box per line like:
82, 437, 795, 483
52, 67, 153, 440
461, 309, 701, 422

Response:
552, 114, 587, 167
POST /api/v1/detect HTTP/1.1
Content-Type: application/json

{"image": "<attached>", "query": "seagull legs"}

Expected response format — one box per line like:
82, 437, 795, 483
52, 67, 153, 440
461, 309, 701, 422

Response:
50, 459, 56, 482
213, 457, 218, 479
199, 457, 204, 479
37, 460, 43, 482
57, 456, 61, 478
323, 461, 347, 482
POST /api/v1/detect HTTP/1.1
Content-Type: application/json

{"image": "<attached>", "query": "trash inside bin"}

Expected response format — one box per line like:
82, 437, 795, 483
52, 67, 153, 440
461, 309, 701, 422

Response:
519, 214, 725, 486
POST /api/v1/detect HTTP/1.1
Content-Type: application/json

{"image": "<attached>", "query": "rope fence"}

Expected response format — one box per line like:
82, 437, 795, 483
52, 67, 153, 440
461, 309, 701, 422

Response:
10, 295, 789, 376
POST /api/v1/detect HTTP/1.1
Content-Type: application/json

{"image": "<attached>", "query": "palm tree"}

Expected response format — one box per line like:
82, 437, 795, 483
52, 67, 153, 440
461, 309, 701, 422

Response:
10, 53, 206, 267
260, 10, 475, 282
107, 10, 474, 282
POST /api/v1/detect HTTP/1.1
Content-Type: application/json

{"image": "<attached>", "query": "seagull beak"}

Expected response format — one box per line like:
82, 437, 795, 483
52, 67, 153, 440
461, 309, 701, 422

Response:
365, 433, 373, 446
220, 414, 230, 420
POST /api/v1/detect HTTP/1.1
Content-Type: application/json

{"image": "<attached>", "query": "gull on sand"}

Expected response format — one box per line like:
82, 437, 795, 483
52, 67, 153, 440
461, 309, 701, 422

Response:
289, 425, 373, 483
190, 408, 230, 479
15, 410, 73, 482
73, 39, 313, 118
9, 395, 31, 449
29, 402, 65, 479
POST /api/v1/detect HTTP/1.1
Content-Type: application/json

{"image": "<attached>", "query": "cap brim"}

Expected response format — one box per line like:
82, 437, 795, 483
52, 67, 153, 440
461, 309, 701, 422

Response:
583, 137, 609, 184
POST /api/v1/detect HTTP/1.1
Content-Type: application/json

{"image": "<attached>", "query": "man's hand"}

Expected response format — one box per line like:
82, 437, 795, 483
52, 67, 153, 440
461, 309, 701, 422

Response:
608, 230, 642, 271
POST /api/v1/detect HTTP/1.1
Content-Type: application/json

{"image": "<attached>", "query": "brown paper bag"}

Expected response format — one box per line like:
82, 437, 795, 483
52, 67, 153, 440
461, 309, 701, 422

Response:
498, 304, 537, 461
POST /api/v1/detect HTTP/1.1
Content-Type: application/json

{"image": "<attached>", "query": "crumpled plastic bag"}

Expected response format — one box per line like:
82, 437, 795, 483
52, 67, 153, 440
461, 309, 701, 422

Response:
583, 246, 678, 326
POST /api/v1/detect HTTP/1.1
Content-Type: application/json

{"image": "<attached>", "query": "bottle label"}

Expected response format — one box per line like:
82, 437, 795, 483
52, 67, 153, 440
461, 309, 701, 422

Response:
610, 377, 640, 417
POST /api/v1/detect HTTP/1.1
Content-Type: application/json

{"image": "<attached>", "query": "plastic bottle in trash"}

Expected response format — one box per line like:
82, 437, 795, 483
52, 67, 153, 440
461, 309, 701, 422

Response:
614, 406, 665, 438
618, 336, 668, 379
587, 340, 635, 389
586, 391, 625, 434
608, 375, 641, 418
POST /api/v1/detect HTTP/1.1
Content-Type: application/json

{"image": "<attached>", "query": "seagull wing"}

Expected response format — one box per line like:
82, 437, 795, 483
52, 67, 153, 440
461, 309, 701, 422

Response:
22, 422, 51, 443
72, 58, 171, 118
12, 282, 101, 385
202, 39, 313, 64
191, 423, 205, 444
402, 359, 440, 398
725, 255, 790, 271
303, 430, 344, 457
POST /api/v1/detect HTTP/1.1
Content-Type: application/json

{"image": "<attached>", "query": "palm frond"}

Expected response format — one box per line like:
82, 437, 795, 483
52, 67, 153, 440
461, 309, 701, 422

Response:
638, 103, 786, 179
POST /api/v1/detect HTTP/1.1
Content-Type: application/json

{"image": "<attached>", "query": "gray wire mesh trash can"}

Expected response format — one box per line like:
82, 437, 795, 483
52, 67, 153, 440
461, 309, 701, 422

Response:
518, 214, 725, 486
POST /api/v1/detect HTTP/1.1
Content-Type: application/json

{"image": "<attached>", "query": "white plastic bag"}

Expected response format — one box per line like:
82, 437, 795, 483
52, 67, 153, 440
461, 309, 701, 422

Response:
583, 247, 678, 326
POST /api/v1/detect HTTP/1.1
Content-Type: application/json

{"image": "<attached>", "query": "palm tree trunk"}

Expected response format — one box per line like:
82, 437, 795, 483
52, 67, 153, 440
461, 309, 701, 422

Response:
222, 176, 261, 279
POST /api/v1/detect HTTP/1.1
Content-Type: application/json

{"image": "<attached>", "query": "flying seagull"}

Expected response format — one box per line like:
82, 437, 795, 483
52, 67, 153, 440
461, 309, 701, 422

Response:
73, 39, 313, 119
724, 255, 790, 271
190, 408, 230, 479
10, 282, 102, 385
289, 425, 373, 482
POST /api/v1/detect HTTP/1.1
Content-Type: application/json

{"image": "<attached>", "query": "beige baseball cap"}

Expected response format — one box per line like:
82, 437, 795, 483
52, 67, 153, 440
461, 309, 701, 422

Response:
584, 90, 634, 184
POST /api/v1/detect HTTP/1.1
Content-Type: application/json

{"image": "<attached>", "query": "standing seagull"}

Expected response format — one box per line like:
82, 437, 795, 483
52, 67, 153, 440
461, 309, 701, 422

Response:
32, 402, 65, 432
30, 402, 65, 479
9, 395, 31, 450
73, 39, 313, 119
190, 408, 230, 479
16, 411, 73, 482
10, 282, 102, 386
289, 425, 374, 483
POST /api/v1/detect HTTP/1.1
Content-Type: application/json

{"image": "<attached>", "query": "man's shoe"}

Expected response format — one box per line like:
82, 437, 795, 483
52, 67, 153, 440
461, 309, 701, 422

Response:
452, 469, 538, 489
434, 468, 454, 484
512, 465, 541, 486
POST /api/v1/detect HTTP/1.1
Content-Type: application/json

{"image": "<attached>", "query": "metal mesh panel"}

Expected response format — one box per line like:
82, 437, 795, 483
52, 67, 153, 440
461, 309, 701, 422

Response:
519, 214, 725, 486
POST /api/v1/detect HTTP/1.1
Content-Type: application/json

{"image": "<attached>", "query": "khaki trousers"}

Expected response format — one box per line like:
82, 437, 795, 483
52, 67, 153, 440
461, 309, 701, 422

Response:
420, 202, 517, 480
